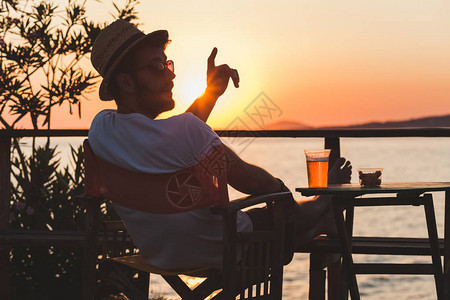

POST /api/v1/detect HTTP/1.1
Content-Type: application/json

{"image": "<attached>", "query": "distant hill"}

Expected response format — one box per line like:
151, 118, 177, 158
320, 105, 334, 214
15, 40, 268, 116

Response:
263, 120, 314, 130
324, 114, 450, 129
263, 114, 450, 130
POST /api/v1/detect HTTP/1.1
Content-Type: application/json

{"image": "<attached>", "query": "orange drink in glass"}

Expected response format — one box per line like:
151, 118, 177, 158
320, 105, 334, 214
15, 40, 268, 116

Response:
304, 150, 331, 188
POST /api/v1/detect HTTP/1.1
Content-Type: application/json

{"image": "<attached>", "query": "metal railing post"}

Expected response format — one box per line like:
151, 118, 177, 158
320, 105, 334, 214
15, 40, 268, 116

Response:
324, 137, 341, 170
0, 136, 11, 299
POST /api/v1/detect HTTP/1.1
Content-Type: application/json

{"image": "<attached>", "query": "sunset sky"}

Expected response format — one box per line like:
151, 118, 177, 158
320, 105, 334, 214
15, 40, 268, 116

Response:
48, 0, 450, 129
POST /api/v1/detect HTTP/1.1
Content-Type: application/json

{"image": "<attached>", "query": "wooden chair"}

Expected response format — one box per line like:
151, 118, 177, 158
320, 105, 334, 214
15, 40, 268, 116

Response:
79, 139, 295, 299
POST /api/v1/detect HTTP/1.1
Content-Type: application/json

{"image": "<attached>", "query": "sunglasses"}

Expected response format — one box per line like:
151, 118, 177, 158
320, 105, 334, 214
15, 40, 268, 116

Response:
130, 59, 174, 75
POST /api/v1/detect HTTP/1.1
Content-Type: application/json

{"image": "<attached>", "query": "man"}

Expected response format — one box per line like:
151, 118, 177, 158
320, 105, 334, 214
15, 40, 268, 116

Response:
89, 20, 351, 270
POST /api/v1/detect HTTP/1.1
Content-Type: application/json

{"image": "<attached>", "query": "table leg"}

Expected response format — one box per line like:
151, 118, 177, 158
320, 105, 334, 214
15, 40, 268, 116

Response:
309, 253, 326, 300
332, 198, 360, 300
423, 194, 444, 299
328, 259, 342, 300
445, 191, 450, 300
345, 206, 354, 240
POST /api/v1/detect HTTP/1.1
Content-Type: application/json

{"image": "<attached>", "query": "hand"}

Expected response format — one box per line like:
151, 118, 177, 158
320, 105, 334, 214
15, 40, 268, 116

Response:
205, 47, 239, 98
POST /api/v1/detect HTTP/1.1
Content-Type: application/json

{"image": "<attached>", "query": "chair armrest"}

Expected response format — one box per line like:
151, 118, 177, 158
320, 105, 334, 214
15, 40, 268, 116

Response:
210, 191, 293, 215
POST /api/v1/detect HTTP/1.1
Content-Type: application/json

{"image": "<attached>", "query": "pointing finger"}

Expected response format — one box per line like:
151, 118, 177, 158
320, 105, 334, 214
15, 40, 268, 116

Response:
231, 69, 239, 88
207, 47, 218, 71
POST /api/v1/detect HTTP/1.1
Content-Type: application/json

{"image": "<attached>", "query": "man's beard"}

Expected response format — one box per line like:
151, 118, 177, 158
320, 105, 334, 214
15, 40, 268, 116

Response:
135, 80, 175, 117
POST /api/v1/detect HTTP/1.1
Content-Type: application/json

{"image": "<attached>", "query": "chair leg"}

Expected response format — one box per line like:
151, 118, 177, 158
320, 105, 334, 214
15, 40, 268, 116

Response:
136, 271, 149, 298
187, 273, 223, 300
162, 275, 193, 298
423, 194, 445, 300
163, 272, 222, 300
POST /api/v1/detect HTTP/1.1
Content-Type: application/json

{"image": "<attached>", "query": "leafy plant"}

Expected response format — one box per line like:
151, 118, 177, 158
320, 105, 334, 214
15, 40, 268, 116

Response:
10, 143, 86, 299
1, 0, 140, 298
0, 0, 139, 130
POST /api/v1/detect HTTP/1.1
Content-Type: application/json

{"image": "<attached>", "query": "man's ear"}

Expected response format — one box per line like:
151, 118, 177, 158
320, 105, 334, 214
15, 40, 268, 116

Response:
116, 73, 136, 94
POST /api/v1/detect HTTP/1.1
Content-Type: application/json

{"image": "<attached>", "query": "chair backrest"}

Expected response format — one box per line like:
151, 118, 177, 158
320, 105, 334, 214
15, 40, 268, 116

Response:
82, 138, 292, 299
83, 139, 229, 214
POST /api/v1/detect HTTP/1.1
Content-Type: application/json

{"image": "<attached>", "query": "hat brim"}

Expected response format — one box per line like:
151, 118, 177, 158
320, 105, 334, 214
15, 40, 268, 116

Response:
99, 30, 168, 101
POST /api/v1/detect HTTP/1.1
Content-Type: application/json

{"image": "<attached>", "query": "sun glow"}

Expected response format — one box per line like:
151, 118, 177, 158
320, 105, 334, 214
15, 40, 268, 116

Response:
43, 1, 450, 129
177, 77, 207, 106
160, 75, 211, 121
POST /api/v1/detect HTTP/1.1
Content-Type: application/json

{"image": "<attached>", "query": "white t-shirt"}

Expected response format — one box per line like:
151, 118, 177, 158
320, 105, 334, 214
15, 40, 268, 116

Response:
88, 110, 253, 270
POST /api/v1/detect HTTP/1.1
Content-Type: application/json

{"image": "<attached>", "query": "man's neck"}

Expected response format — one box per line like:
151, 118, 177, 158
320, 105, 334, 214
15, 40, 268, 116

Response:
117, 104, 159, 120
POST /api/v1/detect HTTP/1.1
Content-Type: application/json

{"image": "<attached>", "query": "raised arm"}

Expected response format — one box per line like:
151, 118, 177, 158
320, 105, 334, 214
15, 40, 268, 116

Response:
186, 47, 239, 122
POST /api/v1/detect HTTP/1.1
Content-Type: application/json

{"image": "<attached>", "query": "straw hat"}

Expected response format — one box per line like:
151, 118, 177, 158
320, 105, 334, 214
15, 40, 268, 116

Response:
91, 19, 169, 101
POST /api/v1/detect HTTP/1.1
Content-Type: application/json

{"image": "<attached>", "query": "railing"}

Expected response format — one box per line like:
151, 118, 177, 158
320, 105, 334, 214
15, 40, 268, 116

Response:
1, 127, 450, 298
2, 127, 450, 232
2, 127, 450, 230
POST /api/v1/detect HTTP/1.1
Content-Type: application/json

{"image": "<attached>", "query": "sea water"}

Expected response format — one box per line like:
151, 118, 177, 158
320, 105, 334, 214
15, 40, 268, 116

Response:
17, 136, 450, 299
231, 137, 449, 300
